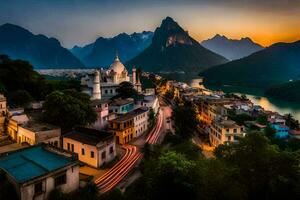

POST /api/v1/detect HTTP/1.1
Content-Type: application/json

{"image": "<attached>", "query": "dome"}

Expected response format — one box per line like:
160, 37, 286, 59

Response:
109, 54, 127, 74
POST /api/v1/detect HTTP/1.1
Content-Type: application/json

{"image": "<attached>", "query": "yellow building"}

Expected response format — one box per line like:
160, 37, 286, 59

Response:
109, 116, 134, 144
209, 119, 244, 147
109, 107, 149, 144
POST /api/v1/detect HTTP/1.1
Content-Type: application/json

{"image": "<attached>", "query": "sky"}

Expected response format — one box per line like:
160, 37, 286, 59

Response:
1, 0, 300, 48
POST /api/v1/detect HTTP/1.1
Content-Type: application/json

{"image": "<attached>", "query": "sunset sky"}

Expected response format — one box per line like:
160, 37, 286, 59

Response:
1, 0, 300, 48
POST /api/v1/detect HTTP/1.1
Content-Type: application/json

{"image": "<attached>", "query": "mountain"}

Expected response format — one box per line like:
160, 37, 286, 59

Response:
200, 40, 300, 88
0, 23, 84, 69
201, 34, 264, 60
265, 80, 300, 102
126, 17, 228, 73
71, 31, 153, 67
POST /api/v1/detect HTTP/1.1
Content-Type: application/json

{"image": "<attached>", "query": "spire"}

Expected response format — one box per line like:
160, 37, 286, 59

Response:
115, 51, 119, 61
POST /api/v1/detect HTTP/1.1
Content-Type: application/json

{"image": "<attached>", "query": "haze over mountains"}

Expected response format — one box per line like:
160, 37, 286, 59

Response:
200, 40, 300, 88
71, 31, 153, 67
0, 23, 84, 69
202, 34, 264, 60
127, 17, 228, 73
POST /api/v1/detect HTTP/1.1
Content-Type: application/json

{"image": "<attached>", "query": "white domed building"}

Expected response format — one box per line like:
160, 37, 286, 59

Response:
81, 54, 140, 100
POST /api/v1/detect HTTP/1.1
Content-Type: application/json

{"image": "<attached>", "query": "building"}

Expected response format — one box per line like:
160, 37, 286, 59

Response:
7, 114, 29, 141
109, 107, 149, 144
91, 99, 110, 129
109, 98, 135, 114
15, 122, 61, 147
63, 127, 116, 168
81, 54, 142, 99
0, 145, 79, 200
271, 123, 289, 138
140, 95, 160, 114
0, 94, 7, 134
209, 119, 245, 147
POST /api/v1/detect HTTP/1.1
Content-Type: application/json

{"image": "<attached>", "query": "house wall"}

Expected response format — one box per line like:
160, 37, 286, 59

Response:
134, 111, 149, 138
19, 165, 79, 200
63, 138, 99, 167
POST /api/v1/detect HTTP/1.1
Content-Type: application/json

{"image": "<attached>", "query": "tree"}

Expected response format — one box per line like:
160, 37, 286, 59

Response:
7, 90, 32, 108
115, 81, 138, 99
256, 114, 268, 125
173, 101, 198, 139
43, 90, 97, 131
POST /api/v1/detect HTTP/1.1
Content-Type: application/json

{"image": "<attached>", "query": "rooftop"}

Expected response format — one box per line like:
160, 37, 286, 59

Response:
91, 99, 110, 107
215, 119, 241, 128
110, 98, 134, 106
0, 145, 77, 183
21, 121, 59, 132
64, 127, 114, 146
111, 107, 149, 123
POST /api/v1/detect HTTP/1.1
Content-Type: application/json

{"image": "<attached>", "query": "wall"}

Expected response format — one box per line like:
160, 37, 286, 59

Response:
63, 138, 98, 167
20, 165, 79, 200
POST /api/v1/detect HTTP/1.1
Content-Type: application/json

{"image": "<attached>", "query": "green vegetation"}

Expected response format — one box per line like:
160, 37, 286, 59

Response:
173, 101, 198, 139
114, 81, 139, 100
0, 55, 81, 107
265, 80, 300, 102
42, 89, 97, 131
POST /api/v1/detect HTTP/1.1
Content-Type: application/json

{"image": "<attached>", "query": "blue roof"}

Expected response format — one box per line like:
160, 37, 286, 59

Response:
0, 146, 75, 183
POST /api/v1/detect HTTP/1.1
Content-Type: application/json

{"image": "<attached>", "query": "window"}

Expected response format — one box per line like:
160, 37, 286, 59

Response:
55, 173, 66, 187
34, 182, 43, 195
91, 151, 95, 158
109, 146, 114, 154
233, 129, 237, 133
110, 89, 113, 94
67, 143, 70, 151
71, 144, 74, 152
101, 151, 106, 159
82, 148, 85, 155
105, 90, 108, 94
54, 141, 58, 147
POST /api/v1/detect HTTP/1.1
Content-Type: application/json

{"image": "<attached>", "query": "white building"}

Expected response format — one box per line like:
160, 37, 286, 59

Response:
81, 54, 142, 99
0, 145, 80, 200
91, 99, 110, 130
132, 107, 149, 137
63, 127, 116, 168
140, 95, 160, 115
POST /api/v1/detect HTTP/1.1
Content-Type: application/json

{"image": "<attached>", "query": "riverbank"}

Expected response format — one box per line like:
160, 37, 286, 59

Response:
205, 85, 300, 122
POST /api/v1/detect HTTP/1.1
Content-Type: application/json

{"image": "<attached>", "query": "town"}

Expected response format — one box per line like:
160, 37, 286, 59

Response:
0, 53, 300, 200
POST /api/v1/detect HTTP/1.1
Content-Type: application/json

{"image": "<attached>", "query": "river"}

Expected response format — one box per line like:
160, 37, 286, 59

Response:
195, 83, 300, 122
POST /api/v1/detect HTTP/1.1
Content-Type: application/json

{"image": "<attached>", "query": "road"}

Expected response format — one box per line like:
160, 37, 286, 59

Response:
95, 102, 168, 193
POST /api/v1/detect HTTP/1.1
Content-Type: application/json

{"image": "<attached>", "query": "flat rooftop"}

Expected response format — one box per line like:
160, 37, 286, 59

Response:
21, 121, 59, 132
111, 107, 149, 123
110, 98, 134, 106
64, 127, 114, 146
0, 145, 76, 183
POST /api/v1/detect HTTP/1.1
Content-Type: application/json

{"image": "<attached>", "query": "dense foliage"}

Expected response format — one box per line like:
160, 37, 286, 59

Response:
0, 55, 81, 107
43, 89, 97, 131
265, 80, 300, 102
115, 81, 139, 99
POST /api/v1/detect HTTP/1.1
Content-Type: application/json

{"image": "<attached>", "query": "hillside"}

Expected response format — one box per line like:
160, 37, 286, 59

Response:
0, 23, 84, 69
202, 34, 263, 60
200, 40, 300, 88
71, 31, 153, 67
265, 80, 300, 102
126, 17, 228, 73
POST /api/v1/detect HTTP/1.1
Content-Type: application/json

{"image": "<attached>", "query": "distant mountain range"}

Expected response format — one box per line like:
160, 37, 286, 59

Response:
126, 17, 228, 73
200, 40, 300, 88
201, 34, 264, 60
0, 23, 84, 69
71, 31, 153, 67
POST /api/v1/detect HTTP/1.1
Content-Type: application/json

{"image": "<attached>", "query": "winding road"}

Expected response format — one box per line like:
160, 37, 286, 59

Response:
95, 109, 165, 193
